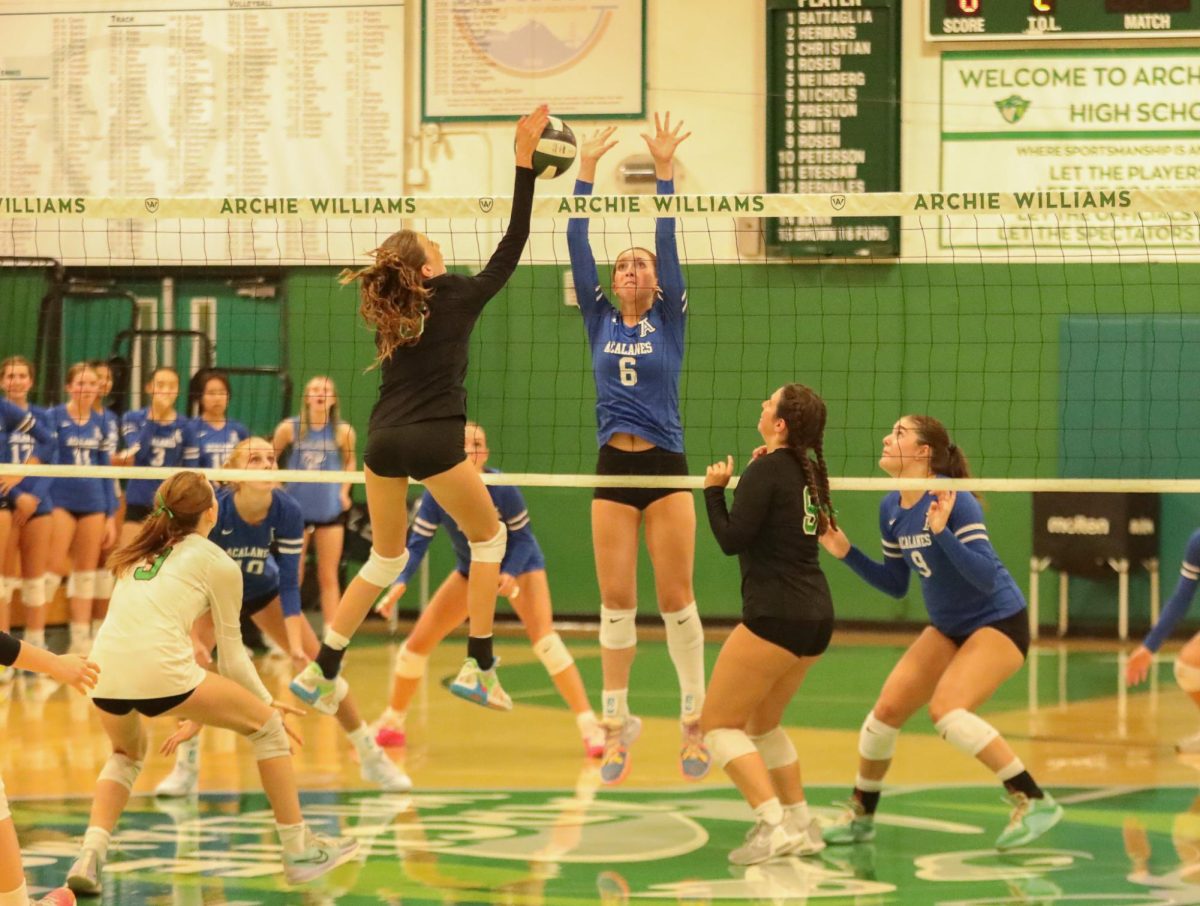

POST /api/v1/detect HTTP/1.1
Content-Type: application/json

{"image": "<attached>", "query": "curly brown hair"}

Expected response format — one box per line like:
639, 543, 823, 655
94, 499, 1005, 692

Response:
340, 229, 432, 369
774, 383, 837, 535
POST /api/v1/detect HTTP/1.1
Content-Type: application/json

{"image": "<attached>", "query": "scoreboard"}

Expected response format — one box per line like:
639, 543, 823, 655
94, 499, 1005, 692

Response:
928, 0, 1200, 40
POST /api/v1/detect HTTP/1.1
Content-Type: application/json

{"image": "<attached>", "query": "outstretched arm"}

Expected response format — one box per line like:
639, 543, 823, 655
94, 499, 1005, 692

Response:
644, 112, 690, 316
567, 126, 618, 321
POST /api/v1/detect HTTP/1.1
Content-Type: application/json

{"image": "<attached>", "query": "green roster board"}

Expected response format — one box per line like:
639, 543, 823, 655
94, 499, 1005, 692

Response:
929, 0, 1200, 41
765, 0, 901, 257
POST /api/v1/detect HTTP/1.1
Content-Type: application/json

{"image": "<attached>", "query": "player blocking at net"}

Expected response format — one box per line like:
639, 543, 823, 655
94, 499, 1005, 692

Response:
291, 105, 551, 713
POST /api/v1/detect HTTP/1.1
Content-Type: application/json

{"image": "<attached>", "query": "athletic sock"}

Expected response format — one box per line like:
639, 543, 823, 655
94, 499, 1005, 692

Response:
0, 882, 28, 906
753, 797, 784, 826
785, 800, 811, 826
347, 722, 375, 758
467, 635, 494, 671
276, 821, 307, 856
601, 688, 630, 724
82, 826, 112, 861
999, 758, 1044, 799
315, 629, 350, 680
853, 787, 882, 816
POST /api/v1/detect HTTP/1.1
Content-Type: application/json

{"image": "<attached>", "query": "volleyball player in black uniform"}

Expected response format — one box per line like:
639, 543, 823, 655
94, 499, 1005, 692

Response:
293, 105, 550, 712
700, 384, 836, 866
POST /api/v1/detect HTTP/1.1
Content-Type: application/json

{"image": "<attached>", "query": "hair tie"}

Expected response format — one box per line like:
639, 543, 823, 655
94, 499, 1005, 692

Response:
152, 492, 174, 520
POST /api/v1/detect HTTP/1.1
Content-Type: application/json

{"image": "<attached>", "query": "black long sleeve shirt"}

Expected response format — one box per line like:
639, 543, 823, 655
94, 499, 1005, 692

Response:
704, 449, 833, 623
370, 166, 536, 431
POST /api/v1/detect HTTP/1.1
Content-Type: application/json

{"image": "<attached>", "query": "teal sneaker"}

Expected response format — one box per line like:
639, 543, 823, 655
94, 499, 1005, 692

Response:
289, 662, 345, 715
679, 720, 711, 781
821, 799, 876, 845
448, 657, 512, 711
995, 792, 1063, 851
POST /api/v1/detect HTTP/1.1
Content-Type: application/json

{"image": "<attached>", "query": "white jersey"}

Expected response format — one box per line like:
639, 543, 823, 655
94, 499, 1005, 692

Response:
90, 533, 271, 703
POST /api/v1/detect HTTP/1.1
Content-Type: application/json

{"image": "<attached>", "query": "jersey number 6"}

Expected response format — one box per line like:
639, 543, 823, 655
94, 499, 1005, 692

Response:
618, 356, 638, 387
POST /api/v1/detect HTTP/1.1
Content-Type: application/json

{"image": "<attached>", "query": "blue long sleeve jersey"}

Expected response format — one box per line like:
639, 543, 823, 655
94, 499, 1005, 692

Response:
210, 487, 305, 617
841, 489, 1025, 637
1143, 529, 1200, 652
395, 469, 543, 585
48, 405, 117, 515
192, 418, 249, 469
566, 178, 687, 453
3, 403, 55, 514
121, 410, 200, 507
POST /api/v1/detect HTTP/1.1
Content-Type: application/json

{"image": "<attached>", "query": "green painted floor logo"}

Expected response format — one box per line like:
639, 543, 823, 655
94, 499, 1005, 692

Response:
14, 784, 1199, 903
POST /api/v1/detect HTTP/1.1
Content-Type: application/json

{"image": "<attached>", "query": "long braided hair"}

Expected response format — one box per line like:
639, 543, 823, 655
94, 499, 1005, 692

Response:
340, 229, 432, 369
774, 383, 837, 535
107, 471, 214, 577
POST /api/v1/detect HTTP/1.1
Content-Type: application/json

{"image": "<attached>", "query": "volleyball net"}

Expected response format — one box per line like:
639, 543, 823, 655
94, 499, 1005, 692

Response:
2, 186, 1200, 493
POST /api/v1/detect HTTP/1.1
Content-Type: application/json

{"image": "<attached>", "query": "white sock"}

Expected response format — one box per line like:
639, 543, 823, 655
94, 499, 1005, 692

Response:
601, 688, 629, 724
753, 797, 784, 826
323, 629, 350, 650
379, 706, 407, 729
663, 603, 705, 719
23, 628, 44, 649
69, 622, 90, 645
276, 821, 307, 856
347, 722, 375, 758
176, 736, 201, 770
855, 772, 885, 793
575, 709, 600, 735
82, 825, 112, 861
785, 800, 811, 826
0, 882, 28, 906
996, 757, 1026, 782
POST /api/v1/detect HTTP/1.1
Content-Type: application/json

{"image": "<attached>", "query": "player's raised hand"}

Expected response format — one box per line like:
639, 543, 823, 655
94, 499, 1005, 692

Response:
581, 126, 618, 165
640, 111, 691, 169
926, 489, 956, 535
515, 104, 551, 168
704, 455, 734, 489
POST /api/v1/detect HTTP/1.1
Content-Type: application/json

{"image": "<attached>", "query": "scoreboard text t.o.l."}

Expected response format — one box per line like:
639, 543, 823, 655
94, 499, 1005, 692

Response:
928, 0, 1200, 41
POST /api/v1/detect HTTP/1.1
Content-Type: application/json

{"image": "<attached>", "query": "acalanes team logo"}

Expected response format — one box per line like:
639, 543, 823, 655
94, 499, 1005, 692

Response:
995, 94, 1032, 124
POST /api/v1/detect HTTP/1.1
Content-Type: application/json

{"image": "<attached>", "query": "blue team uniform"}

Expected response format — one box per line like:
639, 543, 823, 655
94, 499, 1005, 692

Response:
121, 410, 200, 508
210, 487, 305, 616
193, 418, 249, 469
842, 489, 1025, 638
4, 403, 55, 516
1143, 530, 1200, 652
567, 178, 687, 453
284, 417, 344, 525
48, 405, 117, 515
395, 468, 544, 585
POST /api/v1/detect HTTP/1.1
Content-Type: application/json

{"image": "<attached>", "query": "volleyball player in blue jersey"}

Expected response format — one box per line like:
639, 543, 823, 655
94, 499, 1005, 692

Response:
273, 376, 355, 626
566, 113, 709, 784
47, 364, 118, 656
372, 422, 603, 752
819, 415, 1061, 851
155, 436, 410, 796
85, 360, 121, 637
0, 356, 56, 670
190, 370, 248, 470
1127, 530, 1200, 752
292, 107, 550, 715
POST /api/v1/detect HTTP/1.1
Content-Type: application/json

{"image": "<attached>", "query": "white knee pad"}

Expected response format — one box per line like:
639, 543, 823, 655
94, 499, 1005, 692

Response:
858, 710, 900, 761
468, 523, 507, 564
20, 578, 45, 609
357, 548, 410, 588
599, 606, 637, 651
69, 570, 98, 600
750, 726, 798, 770
392, 642, 428, 679
703, 727, 757, 770
43, 572, 63, 601
98, 753, 144, 791
248, 710, 291, 761
1175, 658, 1200, 692
533, 632, 574, 676
935, 708, 1000, 757
94, 569, 115, 599
0, 771, 8, 822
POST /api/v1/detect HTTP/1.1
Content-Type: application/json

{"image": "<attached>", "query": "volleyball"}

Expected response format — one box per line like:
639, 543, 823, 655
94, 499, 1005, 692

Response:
530, 116, 577, 179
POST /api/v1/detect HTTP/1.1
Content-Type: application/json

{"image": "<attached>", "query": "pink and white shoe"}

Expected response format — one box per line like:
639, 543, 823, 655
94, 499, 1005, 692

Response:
582, 724, 605, 759
375, 724, 407, 749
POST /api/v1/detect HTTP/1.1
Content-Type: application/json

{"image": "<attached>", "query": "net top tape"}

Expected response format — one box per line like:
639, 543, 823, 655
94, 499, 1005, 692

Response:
2, 188, 1194, 220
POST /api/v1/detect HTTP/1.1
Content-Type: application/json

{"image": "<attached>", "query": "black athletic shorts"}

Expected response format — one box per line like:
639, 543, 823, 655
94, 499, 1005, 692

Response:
124, 503, 153, 523
93, 687, 196, 717
0, 497, 11, 512
364, 417, 466, 481
594, 444, 690, 510
244, 588, 279, 618
744, 616, 834, 659
945, 609, 1030, 659
305, 510, 348, 531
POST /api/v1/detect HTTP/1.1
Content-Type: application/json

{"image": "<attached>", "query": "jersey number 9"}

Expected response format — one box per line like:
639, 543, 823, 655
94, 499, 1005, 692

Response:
910, 550, 933, 578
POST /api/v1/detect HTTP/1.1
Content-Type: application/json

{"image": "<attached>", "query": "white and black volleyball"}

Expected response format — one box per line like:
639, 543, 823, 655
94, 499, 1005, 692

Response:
531, 117, 577, 179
